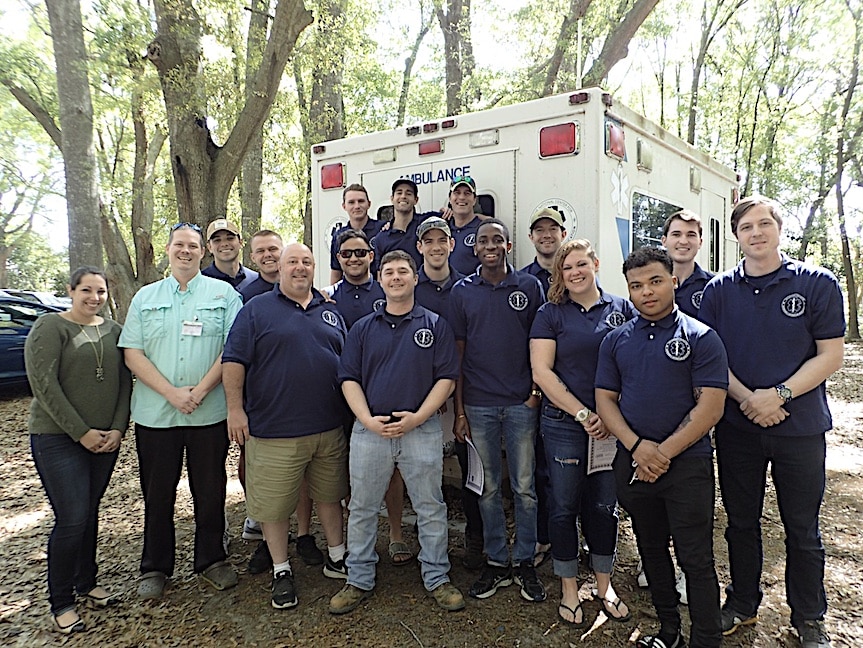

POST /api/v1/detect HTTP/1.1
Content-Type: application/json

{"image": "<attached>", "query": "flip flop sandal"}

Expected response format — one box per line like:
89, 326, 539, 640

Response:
599, 595, 632, 622
533, 546, 552, 568
388, 541, 415, 566
558, 601, 585, 627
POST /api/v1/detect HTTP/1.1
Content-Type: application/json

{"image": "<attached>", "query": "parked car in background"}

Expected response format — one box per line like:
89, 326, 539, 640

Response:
1, 290, 71, 309
0, 297, 64, 391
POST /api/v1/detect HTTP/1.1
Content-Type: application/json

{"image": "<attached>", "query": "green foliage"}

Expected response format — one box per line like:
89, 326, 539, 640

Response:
5, 231, 67, 292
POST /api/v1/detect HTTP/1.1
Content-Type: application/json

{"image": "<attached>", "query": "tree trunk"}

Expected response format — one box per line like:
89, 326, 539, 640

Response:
148, 0, 312, 228
542, 0, 592, 97
241, 0, 270, 261
44, 0, 102, 272
582, 0, 661, 87
397, 9, 432, 126
435, 0, 474, 116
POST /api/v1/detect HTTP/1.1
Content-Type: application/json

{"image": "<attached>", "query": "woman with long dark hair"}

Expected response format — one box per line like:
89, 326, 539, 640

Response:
26, 267, 131, 633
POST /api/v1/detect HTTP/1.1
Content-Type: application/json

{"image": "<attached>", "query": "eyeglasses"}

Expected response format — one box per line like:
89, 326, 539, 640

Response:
171, 222, 202, 232
338, 248, 371, 259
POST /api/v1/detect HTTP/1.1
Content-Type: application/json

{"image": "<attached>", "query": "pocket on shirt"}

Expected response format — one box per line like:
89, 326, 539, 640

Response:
140, 303, 170, 340
195, 302, 228, 337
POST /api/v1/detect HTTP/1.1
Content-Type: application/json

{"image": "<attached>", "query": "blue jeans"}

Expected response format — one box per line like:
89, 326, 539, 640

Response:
465, 403, 538, 566
31, 434, 119, 615
346, 417, 451, 592
716, 425, 827, 628
615, 452, 721, 648
541, 404, 618, 579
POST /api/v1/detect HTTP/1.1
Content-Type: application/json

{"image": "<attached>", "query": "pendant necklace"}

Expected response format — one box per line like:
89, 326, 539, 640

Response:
79, 323, 105, 382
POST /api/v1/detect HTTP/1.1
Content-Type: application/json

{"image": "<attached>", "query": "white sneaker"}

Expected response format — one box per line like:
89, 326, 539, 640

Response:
242, 517, 264, 541
675, 569, 688, 605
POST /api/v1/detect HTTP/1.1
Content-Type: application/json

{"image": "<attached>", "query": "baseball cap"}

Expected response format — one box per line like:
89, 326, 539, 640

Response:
392, 178, 419, 195
529, 207, 565, 229
417, 216, 452, 239
449, 176, 476, 193
205, 218, 241, 240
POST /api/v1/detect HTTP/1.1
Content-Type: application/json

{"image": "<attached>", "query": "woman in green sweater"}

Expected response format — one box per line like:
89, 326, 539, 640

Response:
25, 267, 132, 633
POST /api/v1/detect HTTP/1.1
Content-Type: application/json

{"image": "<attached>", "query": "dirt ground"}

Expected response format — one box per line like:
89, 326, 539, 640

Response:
1, 343, 861, 648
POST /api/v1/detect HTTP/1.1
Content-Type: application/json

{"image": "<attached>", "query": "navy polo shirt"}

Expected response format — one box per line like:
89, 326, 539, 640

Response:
449, 216, 482, 276
370, 210, 438, 275
699, 255, 845, 437
329, 218, 385, 271
521, 259, 552, 294
222, 288, 348, 439
338, 304, 459, 416
675, 263, 714, 318
202, 262, 259, 292
239, 276, 276, 303
450, 266, 546, 407
415, 265, 465, 322
596, 309, 729, 458
322, 277, 386, 329
530, 292, 636, 411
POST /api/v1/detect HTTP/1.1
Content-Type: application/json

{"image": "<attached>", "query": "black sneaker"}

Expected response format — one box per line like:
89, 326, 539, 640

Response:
296, 534, 324, 566
468, 564, 513, 599
798, 620, 831, 648
720, 604, 757, 635
514, 563, 546, 602
636, 630, 687, 648
248, 540, 272, 575
323, 555, 348, 580
271, 570, 298, 609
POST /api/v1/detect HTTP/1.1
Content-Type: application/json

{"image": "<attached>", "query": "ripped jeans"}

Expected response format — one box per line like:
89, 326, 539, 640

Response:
541, 403, 619, 579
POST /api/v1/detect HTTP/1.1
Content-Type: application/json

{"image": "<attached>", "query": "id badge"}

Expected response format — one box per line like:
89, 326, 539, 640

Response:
182, 320, 203, 336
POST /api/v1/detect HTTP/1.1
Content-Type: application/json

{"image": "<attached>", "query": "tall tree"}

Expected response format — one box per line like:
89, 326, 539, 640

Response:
146, 0, 312, 227
44, 0, 102, 270
434, 0, 475, 115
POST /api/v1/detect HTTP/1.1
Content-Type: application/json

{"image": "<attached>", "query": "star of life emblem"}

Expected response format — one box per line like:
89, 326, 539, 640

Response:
665, 337, 691, 361
691, 290, 704, 310
321, 310, 339, 327
373, 299, 386, 311
414, 328, 434, 348
464, 233, 476, 246
605, 311, 627, 328
781, 293, 806, 318
508, 291, 528, 311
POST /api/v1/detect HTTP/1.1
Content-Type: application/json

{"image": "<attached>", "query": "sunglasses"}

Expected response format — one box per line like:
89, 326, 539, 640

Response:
451, 175, 476, 188
171, 222, 202, 232
338, 248, 371, 259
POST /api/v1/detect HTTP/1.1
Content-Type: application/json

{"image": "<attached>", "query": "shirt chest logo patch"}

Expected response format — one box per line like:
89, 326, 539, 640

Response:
373, 299, 386, 312
508, 290, 529, 311
781, 293, 806, 317
690, 290, 704, 310
463, 233, 476, 246
605, 311, 627, 328
665, 337, 691, 361
414, 328, 434, 348
322, 310, 339, 327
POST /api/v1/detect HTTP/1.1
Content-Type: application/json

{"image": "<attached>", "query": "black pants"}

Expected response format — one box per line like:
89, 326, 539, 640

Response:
614, 452, 721, 648
716, 425, 827, 628
136, 422, 229, 576
454, 439, 484, 540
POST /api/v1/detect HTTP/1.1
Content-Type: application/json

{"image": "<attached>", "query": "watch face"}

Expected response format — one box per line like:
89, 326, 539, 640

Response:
576, 408, 590, 422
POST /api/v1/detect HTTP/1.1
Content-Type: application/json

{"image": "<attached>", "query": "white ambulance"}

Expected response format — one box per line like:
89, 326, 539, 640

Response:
310, 87, 739, 294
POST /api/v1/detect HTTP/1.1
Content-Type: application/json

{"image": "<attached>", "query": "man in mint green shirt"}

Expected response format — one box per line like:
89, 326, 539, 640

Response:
120, 223, 243, 599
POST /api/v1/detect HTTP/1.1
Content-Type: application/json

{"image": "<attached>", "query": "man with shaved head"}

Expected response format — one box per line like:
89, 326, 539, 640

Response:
223, 244, 350, 610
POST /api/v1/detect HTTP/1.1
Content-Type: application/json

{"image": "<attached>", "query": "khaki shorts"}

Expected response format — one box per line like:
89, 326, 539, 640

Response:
245, 427, 348, 522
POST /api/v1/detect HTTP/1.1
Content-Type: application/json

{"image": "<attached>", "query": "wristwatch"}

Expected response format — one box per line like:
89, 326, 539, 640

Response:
575, 407, 591, 423
530, 388, 542, 398
775, 383, 793, 404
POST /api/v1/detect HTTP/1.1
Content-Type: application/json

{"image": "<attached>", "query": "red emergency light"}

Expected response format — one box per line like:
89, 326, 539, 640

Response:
539, 123, 578, 158
419, 140, 444, 155
320, 163, 345, 189
605, 119, 625, 159
423, 122, 439, 133
442, 119, 457, 129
